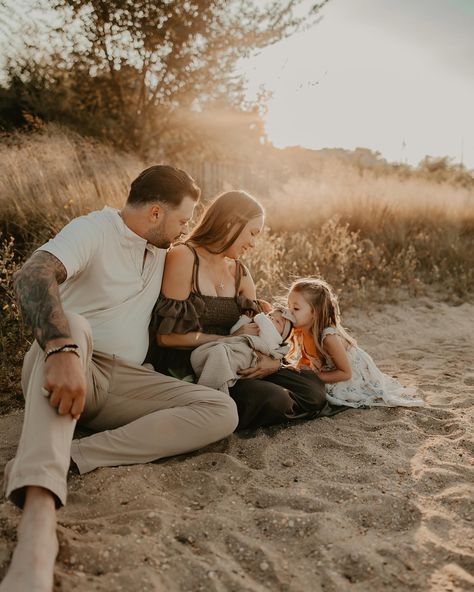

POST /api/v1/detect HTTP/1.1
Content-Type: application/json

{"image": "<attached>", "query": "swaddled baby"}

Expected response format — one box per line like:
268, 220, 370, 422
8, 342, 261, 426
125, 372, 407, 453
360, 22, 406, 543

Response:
190, 308, 294, 394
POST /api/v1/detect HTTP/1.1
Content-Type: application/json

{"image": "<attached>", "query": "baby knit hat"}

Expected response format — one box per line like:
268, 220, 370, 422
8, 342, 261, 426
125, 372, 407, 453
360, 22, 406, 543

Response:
272, 306, 295, 342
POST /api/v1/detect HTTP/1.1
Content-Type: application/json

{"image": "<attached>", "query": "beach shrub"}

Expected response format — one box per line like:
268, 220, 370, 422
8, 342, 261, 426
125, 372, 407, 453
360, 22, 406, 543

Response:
0, 236, 26, 410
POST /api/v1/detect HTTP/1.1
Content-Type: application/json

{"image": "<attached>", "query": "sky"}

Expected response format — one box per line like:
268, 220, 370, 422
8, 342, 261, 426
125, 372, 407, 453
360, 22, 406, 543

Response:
240, 0, 474, 168
1, 0, 473, 169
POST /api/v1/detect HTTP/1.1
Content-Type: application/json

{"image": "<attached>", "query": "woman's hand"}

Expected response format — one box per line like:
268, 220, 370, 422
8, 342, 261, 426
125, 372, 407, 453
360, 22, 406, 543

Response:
233, 322, 260, 337
238, 353, 279, 379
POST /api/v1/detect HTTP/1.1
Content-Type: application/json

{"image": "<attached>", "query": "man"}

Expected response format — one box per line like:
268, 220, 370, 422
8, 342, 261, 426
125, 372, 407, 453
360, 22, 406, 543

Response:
0, 165, 238, 592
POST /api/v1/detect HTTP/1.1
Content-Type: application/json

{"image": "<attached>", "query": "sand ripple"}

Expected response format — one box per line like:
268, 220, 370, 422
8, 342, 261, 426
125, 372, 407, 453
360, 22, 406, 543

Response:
1, 298, 473, 591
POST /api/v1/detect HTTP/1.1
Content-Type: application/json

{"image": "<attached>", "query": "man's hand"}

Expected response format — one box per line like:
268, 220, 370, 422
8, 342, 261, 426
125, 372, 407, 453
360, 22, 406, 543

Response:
43, 353, 87, 420
238, 352, 280, 379
233, 322, 260, 337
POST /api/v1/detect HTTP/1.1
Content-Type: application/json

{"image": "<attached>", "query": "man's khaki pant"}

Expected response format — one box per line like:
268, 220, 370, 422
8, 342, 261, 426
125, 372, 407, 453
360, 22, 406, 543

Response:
4, 313, 238, 508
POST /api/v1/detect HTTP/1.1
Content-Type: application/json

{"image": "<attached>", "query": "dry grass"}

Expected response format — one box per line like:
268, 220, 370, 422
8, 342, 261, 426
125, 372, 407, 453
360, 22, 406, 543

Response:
248, 161, 474, 302
1, 126, 473, 408
0, 125, 144, 251
266, 161, 473, 232
0, 126, 145, 409
0, 235, 25, 410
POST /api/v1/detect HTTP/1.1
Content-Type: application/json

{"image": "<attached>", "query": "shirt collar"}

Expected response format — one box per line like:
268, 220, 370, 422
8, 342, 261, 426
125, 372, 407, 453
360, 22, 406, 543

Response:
103, 206, 158, 254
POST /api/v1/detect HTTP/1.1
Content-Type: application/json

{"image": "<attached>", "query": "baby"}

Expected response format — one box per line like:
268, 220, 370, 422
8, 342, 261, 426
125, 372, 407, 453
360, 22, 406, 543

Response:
190, 308, 294, 394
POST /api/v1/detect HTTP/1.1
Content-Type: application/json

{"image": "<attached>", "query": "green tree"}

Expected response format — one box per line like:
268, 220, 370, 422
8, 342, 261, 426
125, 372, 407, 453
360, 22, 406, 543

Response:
2, 0, 328, 156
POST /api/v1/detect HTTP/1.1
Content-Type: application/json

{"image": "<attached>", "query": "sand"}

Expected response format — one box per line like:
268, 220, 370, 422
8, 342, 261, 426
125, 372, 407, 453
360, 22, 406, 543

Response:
1, 297, 473, 591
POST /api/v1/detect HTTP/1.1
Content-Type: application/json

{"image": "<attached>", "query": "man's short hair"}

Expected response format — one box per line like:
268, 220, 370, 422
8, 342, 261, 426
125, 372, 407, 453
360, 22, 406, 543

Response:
127, 165, 201, 207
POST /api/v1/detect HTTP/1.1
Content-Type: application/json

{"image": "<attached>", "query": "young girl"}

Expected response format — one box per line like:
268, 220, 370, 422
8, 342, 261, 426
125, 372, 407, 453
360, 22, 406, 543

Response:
287, 278, 424, 408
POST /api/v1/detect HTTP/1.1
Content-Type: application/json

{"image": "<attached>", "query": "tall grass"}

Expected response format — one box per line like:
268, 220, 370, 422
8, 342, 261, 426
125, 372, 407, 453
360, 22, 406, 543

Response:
1, 126, 473, 409
267, 161, 473, 231
0, 125, 144, 251
0, 127, 145, 409
248, 163, 474, 301
0, 235, 24, 409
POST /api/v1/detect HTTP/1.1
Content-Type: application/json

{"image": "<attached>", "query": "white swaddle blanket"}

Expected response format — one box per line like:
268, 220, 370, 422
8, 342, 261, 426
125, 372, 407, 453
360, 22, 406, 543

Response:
230, 312, 287, 351
191, 313, 290, 394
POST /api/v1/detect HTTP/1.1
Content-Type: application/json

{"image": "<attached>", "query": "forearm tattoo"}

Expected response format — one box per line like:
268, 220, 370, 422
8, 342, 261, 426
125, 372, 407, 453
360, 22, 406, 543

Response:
13, 251, 71, 349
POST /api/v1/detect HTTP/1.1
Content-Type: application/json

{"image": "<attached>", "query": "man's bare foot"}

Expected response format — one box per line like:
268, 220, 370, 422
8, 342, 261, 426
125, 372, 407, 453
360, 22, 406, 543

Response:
0, 486, 58, 592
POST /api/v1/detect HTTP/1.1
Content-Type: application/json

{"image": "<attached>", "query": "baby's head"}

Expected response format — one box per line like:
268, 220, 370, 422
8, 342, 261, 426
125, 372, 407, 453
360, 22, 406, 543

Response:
267, 308, 294, 342
287, 278, 340, 331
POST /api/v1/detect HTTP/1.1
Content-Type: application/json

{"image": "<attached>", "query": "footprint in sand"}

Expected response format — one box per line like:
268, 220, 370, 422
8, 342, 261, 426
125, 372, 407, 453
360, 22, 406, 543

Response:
434, 489, 474, 523
334, 551, 375, 584
410, 409, 465, 438
419, 382, 446, 392
243, 486, 327, 514
224, 533, 283, 588
397, 351, 425, 361
458, 438, 474, 458
428, 564, 474, 592
348, 496, 421, 531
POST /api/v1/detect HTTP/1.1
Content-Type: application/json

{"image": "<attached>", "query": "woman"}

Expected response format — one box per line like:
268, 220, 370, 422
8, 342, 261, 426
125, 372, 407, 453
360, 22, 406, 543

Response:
147, 190, 326, 429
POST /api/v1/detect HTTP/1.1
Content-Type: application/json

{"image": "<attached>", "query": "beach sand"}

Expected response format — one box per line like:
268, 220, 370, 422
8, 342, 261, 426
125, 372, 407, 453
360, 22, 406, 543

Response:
1, 297, 473, 591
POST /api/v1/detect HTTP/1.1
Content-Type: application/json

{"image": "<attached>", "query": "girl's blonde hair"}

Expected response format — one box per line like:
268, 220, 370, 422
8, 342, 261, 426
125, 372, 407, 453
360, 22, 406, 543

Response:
186, 190, 263, 254
288, 278, 355, 363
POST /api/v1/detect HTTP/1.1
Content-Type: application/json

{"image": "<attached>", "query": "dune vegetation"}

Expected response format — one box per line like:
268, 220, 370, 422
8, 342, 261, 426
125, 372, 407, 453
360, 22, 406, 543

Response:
1, 126, 473, 409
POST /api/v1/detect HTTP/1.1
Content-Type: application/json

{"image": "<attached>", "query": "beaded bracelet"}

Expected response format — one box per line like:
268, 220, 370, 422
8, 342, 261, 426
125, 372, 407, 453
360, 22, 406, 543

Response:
44, 343, 80, 360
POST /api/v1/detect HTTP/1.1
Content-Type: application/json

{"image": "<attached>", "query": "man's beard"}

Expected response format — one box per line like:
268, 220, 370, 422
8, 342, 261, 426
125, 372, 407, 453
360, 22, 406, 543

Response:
146, 219, 173, 248
147, 233, 173, 249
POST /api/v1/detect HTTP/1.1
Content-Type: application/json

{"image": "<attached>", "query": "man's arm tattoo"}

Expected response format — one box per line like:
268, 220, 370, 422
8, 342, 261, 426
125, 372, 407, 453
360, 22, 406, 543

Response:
13, 251, 71, 349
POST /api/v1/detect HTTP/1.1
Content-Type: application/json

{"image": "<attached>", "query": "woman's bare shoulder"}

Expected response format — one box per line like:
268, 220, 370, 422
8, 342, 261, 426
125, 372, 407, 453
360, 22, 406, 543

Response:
166, 243, 195, 264
162, 244, 195, 299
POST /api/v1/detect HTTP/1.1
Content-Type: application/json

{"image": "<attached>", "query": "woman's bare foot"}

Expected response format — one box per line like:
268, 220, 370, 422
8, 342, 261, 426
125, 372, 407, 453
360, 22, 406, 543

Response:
0, 486, 58, 592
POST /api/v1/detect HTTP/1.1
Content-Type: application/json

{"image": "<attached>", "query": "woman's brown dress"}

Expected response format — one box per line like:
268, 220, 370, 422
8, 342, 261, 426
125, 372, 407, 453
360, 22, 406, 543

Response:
147, 245, 326, 430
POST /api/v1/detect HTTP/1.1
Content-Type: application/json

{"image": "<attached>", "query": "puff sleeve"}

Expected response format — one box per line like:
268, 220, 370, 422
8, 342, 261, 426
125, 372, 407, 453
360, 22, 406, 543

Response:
151, 293, 206, 335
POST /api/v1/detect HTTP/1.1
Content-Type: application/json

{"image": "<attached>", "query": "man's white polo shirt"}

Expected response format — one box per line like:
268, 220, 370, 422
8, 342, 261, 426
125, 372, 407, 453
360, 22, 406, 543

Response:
38, 206, 166, 364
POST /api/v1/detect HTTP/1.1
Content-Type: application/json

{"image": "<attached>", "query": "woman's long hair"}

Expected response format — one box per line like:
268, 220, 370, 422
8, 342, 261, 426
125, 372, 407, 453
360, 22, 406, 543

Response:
288, 278, 356, 364
186, 190, 263, 253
